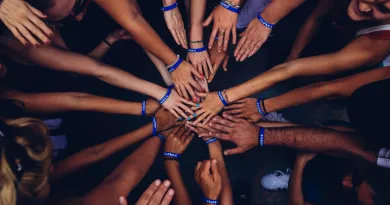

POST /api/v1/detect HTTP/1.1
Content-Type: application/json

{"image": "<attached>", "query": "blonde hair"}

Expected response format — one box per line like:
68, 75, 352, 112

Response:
0, 118, 52, 205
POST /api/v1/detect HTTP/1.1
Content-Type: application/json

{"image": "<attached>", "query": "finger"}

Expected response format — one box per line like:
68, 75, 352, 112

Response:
175, 84, 183, 98
214, 132, 231, 140
184, 132, 194, 145
170, 29, 181, 45
189, 108, 205, 121
189, 79, 203, 93
212, 115, 236, 127
135, 180, 161, 205
6, 24, 28, 45
169, 108, 181, 119
232, 25, 237, 45
223, 28, 230, 51
208, 26, 218, 49
178, 29, 188, 49
202, 61, 209, 80
178, 102, 195, 115
222, 112, 241, 123
223, 55, 229, 71
209, 122, 233, 133
195, 161, 202, 174
119, 196, 128, 205
203, 13, 213, 27
174, 107, 188, 119
23, 20, 50, 45
188, 63, 204, 79
177, 29, 186, 48
171, 125, 182, 136
210, 159, 221, 181
206, 57, 213, 75
185, 124, 200, 134
176, 125, 187, 137
196, 64, 204, 78
224, 103, 243, 110
195, 91, 208, 98
192, 111, 208, 125
217, 30, 224, 52
249, 41, 263, 57
234, 33, 247, 57
179, 84, 190, 101
180, 98, 196, 107
26, 3, 47, 18
224, 147, 243, 156
223, 109, 243, 116
28, 14, 54, 37
184, 84, 197, 102
203, 114, 214, 125
149, 180, 171, 205
182, 29, 188, 48
201, 160, 212, 175
237, 39, 253, 62
160, 189, 175, 205
16, 24, 40, 47
240, 43, 254, 62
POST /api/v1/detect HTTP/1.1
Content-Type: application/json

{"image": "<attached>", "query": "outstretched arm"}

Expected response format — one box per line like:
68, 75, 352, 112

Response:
82, 137, 163, 205
0, 90, 160, 116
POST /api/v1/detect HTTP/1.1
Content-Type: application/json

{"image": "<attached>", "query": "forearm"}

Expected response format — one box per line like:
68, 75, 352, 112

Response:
265, 66, 390, 113
94, 0, 178, 64
1, 91, 144, 115
189, 0, 206, 43
87, 39, 112, 59
165, 161, 192, 205
208, 142, 233, 205
288, 157, 307, 205
288, 18, 320, 59
52, 123, 153, 180
264, 127, 376, 163
260, 0, 305, 24
83, 137, 162, 204
145, 50, 173, 86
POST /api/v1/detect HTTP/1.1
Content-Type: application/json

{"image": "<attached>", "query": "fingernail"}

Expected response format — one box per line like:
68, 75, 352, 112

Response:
164, 180, 171, 187
196, 103, 200, 107
212, 159, 217, 163
168, 189, 175, 196
155, 179, 161, 186
224, 151, 228, 155
24, 43, 29, 47
193, 113, 196, 117
46, 40, 51, 45
187, 117, 191, 121
50, 33, 55, 37
178, 117, 183, 121
119, 196, 125, 204
209, 123, 213, 126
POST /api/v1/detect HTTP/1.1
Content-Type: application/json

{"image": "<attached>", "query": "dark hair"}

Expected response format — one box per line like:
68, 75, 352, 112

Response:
25, 0, 55, 11
0, 99, 31, 119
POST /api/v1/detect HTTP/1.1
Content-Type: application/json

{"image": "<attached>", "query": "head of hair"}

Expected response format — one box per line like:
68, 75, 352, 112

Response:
24, 0, 55, 12
0, 118, 52, 205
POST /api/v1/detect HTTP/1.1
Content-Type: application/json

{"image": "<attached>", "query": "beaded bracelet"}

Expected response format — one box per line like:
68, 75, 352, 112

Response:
220, 0, 239, 13
205, 137, 219, 145
218, 91, 229, 106
161, 2, 178, 11
159, 86, 173, 104
141, 100, 146, 116
163, 152, 181, 159
188, 47, 207, 52
168, 58, 183, 73
257, 13, 274, 29
256, 98, 268, 116
259, 127, 265, 147
152, 117, 157, 135
201, 197, 218, 204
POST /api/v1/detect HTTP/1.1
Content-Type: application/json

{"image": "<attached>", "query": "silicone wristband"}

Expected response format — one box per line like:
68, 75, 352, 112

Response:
259, 127, 265, 147
156, 132, 166, 141
205, 138, 219, 145
218, 91, 229, 106
220, 1, 239, 13
141, 100, 146, 116
257, 13, 274, 29
168, 58, 183, 73
188, 47, 207, 52
256, 98, 268, 116
152, 117, 157, 135
161, 2, 178, 11
159, 87, 173, 104
201, 197, 218, 204
163, 152, 181, 159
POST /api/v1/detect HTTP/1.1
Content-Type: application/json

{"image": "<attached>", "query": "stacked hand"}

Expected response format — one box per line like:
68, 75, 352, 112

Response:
155, 108, 183, 132
163, 5, 187, 49
144, 99, 161, 116
208, 41, 229, 83
161, 88, 196, 119
234, 17, 272, 62
195, 160, 222, 200
224, 98, 262, 122
187, 44, 213, 80
188, 92, 225, 125
185, 121, 218, 141
171, 61, 204, 103
0, 0, 53, 47
164, 125, 194, 155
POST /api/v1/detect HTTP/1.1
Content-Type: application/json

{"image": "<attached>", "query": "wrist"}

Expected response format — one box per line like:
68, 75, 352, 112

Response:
105, 36, 117, 45
162, 0, 176, 6
203, 193, 220, 201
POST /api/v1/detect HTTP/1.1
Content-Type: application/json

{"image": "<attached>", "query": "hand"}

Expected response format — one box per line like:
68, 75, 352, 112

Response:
145, 99, 161, 116
200, 113, 259, 155
204, 5, 238, 52
185, 121, 219, 141
0, 0, 53, 47
223, 98, 262, 122
234, 17, 272, 62
161, 88, 196, 119
195, 160, 222, 200
134, 179, 175, 205
171, 61, 204, 102
186, 46, 213, 80
163, 7, 187, 49
208, 42, 229, 83
155, 108, 183, 132
164, 125, 194, 155
188, 92, 224, 125
106, 29, 132, 44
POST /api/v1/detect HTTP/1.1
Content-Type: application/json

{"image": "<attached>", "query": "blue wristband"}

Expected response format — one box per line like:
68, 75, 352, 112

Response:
259, 127, 265, 147
188, 47, 207, 53
141, 100, 146, 116
168, 58, 183, 73
220, 1, 239, 13
152, 117, 157, 135
156, 132, 166, 141
159, 86, 173, 104
201, 197, 218, 204
163, 152, 181, 159
161, 2, 178, 11
205, 137, 219, 145
218, 91, 229, 106
257, 13, 274, 29
256, 98, 268, 116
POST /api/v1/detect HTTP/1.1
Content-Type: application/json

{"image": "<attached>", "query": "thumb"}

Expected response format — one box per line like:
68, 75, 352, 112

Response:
211, 159, 221, 181
224, 147, 243, 156
203, 14, 213, 26
119, 196, 128, 205
189, 64, 204, 79
195, 91, 208, 98
223, 55, 229, 72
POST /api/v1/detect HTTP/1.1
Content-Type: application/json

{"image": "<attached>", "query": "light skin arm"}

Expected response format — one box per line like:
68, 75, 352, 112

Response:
207, 142, 233, 205
164, 161, 192, 205
0, 90, 160, 116
264, 66, 390, 114
228, 36, 390, 102
286, 0, 334, 61
288, 154, 310, 205
88, 29, 132, 59
145, 51, 173, 86
82, 137, 162, 205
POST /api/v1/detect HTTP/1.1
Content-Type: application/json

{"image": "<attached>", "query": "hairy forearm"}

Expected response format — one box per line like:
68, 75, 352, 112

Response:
288, 157, 307, 205
52, 123, 153, 180
260, 0, 305, 24
264, 127, 376, 163
94, 0, 177, 64
265, 66, 390, 113
189, 0, 206, 42
208, 142, 233, 205
165, 161, 192, 205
